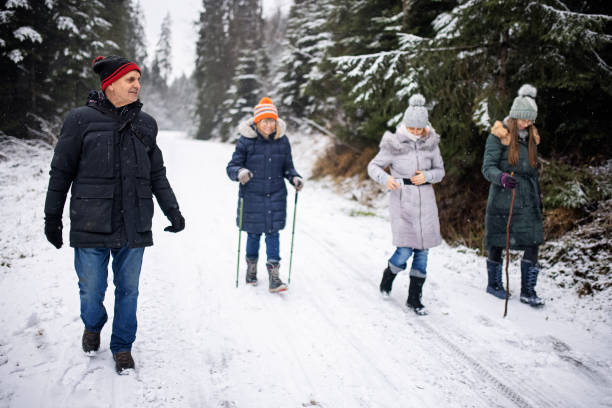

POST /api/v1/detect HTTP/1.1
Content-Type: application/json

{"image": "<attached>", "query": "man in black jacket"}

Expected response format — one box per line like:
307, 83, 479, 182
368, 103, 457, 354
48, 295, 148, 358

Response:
44, 55, 185, 374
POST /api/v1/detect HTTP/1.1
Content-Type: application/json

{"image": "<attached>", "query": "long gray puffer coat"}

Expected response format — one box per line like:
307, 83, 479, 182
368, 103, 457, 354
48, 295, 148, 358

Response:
368, 125, 445, 249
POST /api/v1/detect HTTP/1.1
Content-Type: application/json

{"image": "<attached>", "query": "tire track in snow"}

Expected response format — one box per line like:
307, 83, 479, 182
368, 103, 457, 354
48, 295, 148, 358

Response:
297, 229, 489, 406
301, 228, 559, 408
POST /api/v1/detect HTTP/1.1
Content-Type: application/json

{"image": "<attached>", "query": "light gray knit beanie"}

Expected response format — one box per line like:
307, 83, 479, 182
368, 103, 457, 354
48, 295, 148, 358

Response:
402, 94, 428, 128
509, 84, 538, 121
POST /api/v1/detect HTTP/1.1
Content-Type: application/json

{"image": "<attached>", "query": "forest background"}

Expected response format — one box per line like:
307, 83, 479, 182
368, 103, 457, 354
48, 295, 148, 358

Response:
1, 0, 610, 293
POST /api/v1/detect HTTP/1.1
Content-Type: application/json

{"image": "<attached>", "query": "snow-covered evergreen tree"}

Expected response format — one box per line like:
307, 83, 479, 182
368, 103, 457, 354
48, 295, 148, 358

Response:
194, 0, 233, 139
150, 12, 172, 91
125, 0, 148, 65
313, 0, 407, 143
219, 0, 267, 140
277, 0, 334, 119
0, 0, 117, 140
427, 0, 612, 157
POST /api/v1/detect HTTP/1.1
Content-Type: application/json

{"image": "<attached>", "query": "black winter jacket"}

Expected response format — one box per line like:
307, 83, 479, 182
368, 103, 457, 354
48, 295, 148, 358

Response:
44, 91, 180, 248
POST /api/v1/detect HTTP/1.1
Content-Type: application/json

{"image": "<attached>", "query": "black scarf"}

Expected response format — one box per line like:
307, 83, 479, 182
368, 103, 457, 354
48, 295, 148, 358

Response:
85, 90, 153, 153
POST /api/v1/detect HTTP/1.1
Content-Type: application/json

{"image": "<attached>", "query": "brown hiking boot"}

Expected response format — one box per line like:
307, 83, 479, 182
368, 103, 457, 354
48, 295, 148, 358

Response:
82, 329, 100, 353
113, 351, 135, 374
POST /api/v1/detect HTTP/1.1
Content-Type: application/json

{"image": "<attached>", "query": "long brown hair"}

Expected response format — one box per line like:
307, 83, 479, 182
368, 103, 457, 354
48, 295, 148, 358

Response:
506, 118, 538, 168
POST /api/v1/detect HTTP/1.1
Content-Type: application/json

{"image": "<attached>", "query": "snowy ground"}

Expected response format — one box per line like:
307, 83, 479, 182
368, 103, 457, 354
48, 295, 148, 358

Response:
0, 131, 611, 408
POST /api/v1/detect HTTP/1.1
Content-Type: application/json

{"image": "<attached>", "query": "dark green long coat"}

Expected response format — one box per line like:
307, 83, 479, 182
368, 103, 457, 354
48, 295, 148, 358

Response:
482, 121, 544, 249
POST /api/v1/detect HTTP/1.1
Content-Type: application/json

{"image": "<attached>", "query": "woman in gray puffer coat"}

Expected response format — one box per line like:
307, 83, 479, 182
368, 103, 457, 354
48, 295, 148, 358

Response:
367, 94, 445, 315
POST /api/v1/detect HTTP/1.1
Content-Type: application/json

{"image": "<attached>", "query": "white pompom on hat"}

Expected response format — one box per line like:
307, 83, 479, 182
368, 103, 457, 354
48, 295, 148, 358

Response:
402, 94, 429, 128
509, 84, 538, 121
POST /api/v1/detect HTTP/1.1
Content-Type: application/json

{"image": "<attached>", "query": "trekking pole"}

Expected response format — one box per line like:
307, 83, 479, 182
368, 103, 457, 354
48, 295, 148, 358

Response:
504, 172, 517, 317
236, 196, 244, 288
287, 191, 299, 284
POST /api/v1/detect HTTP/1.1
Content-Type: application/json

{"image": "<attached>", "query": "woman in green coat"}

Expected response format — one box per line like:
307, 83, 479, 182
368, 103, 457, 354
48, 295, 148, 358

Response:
481, 84, 545, 307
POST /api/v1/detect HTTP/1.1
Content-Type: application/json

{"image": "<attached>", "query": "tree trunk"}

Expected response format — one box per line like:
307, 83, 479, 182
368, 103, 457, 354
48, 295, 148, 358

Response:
402, 0, 414, 28
497, 29, 509, 102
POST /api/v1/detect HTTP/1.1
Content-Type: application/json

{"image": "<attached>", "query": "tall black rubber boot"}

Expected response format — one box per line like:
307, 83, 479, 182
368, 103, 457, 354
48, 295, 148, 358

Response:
379, 266, 397, 295
486, 259, 508, 299
406, 276, 427, 315
520, 260, 545, 307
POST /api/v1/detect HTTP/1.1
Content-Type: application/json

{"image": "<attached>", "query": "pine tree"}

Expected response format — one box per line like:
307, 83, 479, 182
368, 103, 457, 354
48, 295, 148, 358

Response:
219, 0, 267, 139
314, 0, 405, 144
125, 0, 148, 65
0, 0, 114, 140
425, 0, 612, 160
194, 0, 233, 139
150, 12, 173, 91
277, 0, 335, 119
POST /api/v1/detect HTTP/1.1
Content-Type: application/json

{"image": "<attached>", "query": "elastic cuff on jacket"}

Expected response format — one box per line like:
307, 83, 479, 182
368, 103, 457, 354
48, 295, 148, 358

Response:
44, 213, 62, 221
165, 207, 181, 218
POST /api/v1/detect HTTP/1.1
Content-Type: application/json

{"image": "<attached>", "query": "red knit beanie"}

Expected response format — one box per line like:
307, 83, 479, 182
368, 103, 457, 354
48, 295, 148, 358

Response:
253, 97, 278, 123
92, 55, 141, 91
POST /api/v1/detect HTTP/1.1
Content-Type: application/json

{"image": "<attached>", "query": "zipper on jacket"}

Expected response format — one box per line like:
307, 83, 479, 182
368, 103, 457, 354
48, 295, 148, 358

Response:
415, 142, 424, 249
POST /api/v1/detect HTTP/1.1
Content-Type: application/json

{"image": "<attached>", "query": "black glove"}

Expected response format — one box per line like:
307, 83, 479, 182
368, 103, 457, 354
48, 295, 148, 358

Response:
44, 214, 63, 249
164, 210, 185, 233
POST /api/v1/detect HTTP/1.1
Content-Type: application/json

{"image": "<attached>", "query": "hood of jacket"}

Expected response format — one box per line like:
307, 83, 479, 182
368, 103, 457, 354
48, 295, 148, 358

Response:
379, 124, 440, 153
491, 119, 540, 146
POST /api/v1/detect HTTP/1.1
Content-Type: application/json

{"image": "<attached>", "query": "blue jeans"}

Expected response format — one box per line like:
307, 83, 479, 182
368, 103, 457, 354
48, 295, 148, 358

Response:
246, 232, 280, 262
388, 247, 428, 278
74, 247, 144, 354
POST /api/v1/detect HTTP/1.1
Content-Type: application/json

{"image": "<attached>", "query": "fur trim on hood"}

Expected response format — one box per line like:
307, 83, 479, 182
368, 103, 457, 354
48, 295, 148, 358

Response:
379, 126, 440, 153
238, 118, 287, 140
491, 120, 540, 145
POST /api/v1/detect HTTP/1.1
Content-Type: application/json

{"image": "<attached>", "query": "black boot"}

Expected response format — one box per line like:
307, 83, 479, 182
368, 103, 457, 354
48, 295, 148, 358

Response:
486, 260, 508, 299
246, 257, 258, 285
379, 266, 397, 295
113, 351, 135, 374
82, 329, 100, 353
266, 262, 288, 293
520, 260, 545, 307
406, 276, 427, 315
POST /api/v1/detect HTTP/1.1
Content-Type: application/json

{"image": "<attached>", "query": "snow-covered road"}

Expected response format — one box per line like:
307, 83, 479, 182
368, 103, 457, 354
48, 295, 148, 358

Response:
1, 131, 610, 408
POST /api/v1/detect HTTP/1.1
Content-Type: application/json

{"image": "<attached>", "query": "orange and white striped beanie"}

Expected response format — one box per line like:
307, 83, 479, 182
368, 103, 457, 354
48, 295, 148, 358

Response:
253, 97, 278, 123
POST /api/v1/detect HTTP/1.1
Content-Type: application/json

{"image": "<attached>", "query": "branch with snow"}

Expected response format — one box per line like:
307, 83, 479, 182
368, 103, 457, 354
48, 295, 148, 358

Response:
13, 26, 42, 43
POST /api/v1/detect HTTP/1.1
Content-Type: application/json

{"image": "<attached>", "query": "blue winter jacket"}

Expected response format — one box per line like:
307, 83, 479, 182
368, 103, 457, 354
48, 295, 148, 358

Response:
226, 118, 301, 234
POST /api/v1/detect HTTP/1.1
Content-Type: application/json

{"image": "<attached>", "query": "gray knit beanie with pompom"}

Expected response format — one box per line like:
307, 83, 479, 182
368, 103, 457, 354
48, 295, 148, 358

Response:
402, 94, 429, 128
509, 84, 538, 121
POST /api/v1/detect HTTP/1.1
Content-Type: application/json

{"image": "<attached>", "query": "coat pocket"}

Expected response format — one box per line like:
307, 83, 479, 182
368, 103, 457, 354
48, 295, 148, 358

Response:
70, 184, 114, 233
136, 184, 154, 232
133, 136, 152, 178
80, 127, 114, 178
